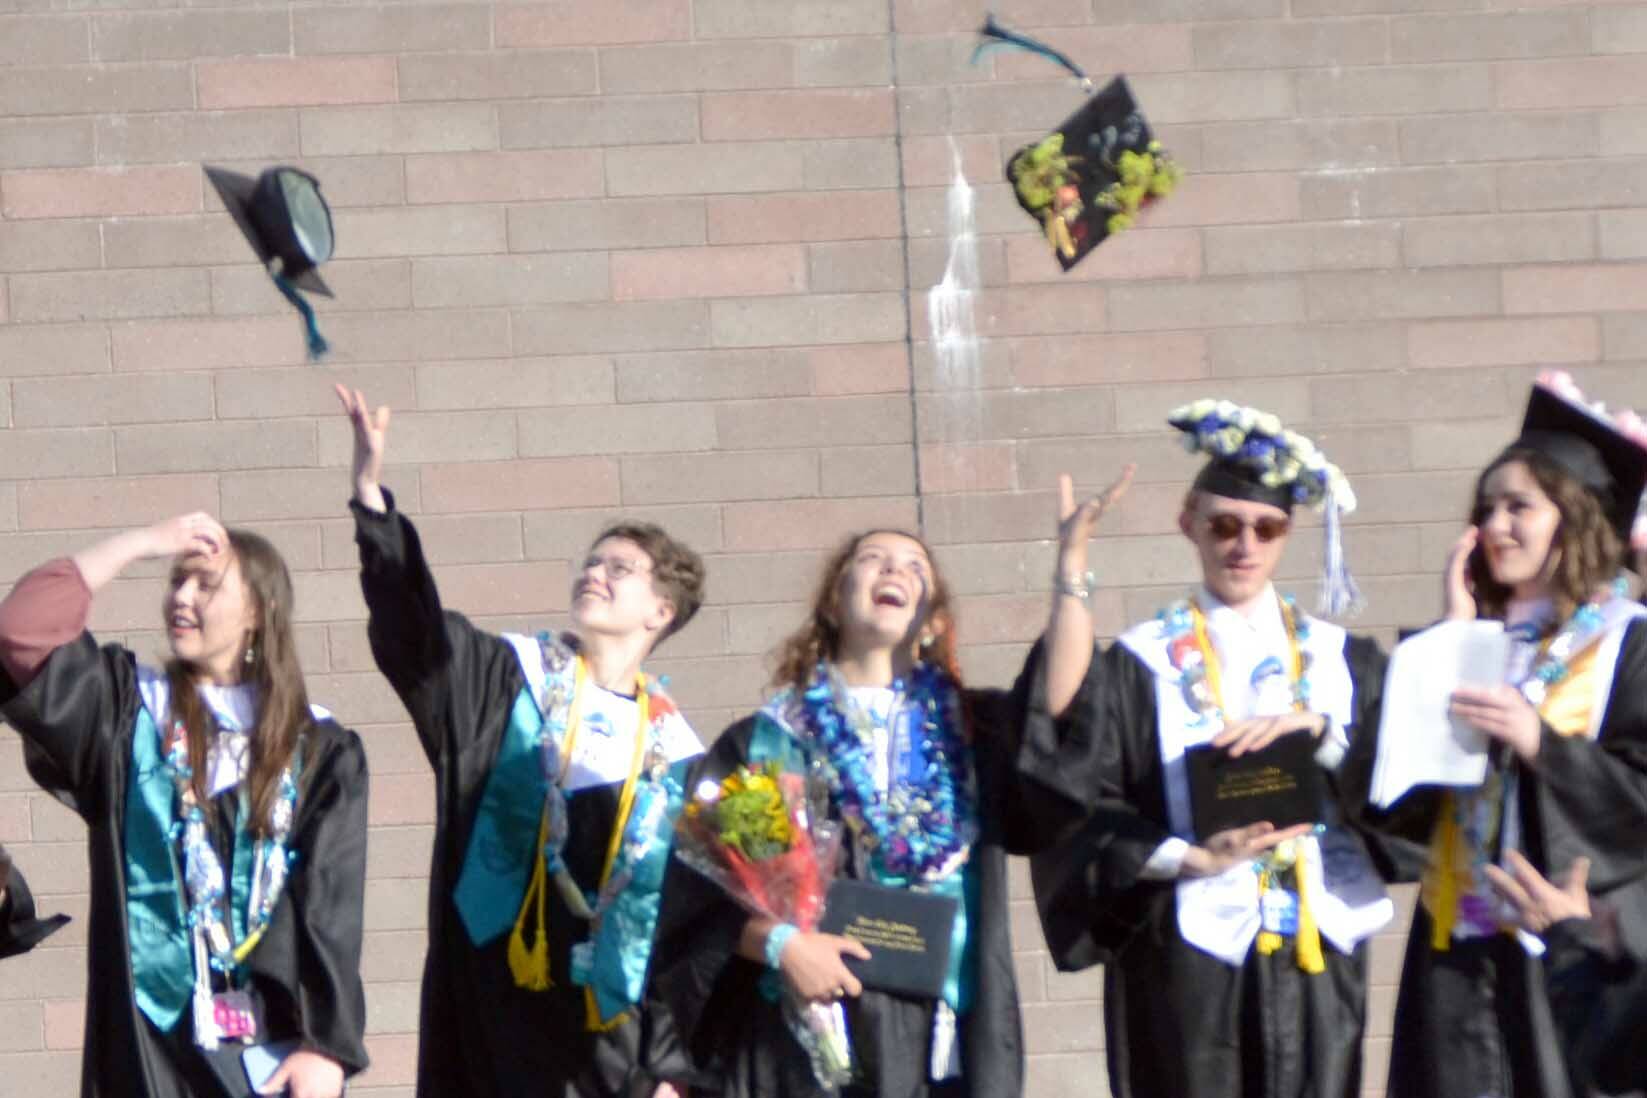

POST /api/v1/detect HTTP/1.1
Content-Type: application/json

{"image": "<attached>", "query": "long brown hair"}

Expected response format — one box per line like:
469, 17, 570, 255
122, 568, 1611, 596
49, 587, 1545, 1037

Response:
1467, 448, 1625, 628
165, 529, 311, 836
770, 530, 963, 698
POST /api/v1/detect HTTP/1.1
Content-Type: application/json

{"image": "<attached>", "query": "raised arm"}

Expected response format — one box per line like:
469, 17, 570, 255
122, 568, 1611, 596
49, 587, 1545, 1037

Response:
1043, 467, 1134, 718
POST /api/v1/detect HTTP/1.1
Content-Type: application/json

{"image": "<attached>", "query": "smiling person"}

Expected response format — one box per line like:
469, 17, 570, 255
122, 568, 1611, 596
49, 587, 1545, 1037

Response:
1029, 402, 1405, 1098
1352, 373, 1647, 1098
337, 387, 705, 1098
0, 515, 368, 1098
651, 468, 1132, 1098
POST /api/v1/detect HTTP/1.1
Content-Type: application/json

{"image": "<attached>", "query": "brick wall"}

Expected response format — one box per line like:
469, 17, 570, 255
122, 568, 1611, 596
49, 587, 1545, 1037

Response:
0, 1, 1642, 1094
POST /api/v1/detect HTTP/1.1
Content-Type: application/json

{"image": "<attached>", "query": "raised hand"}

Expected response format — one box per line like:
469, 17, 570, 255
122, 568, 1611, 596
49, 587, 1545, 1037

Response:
776, 931, 872, 1005
141, 512, 228, 562
334, 384, 391, 513
1443, 526, 1479, 621
258, 1048, 344, 1098
1056, 465, 1136, 581
1212, 711, 1327, 758
1182, 821, 1313, 878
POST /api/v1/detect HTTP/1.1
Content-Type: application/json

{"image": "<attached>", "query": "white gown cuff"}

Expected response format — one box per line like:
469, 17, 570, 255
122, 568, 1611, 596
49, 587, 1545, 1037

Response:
1314, 719, 1349, 772
1141, 837, 1190, 880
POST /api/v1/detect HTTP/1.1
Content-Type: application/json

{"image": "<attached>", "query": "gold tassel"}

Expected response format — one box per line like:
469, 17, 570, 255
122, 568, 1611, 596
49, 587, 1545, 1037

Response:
1292, 846, 1326, 975
1422, 799, 1462, 953
1255, 869, 1282, 955
584, 988, 630, 1033
507, 807, 554, 991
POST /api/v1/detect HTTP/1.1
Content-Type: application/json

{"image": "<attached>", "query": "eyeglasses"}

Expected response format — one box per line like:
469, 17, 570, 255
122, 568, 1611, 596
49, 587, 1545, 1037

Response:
1203, 514, 1291, 543
581, 554, 652, 581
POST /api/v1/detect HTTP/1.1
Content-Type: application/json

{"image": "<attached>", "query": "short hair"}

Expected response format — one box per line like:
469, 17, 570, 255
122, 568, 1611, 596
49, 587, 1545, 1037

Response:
590, 522, 706, 646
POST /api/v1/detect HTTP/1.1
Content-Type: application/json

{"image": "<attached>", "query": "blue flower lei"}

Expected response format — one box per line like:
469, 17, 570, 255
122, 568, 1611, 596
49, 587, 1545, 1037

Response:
794, 661, 976, 882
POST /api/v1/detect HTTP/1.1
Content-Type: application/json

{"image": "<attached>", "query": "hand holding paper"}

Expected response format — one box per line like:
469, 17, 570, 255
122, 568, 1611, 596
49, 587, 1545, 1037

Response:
1371, 620, 1511, 809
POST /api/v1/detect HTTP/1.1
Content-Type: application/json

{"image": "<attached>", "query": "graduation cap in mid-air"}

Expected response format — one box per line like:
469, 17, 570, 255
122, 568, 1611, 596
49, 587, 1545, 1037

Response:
1502, 373, 1647, 546
976, 16, 1182, 271
205, 164, 335, 359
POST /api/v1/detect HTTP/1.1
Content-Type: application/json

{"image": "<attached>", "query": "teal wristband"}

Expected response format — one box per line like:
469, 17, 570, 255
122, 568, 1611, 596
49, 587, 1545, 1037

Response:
764, 923, 799, 971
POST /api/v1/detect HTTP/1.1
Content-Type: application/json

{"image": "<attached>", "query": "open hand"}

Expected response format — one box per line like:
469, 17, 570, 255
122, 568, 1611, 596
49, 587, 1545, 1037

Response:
777, 931, 871, 1005
1443, 526, 1479, 621
1212, 712, 1326, 758
142, 512, 228, 563
1182, 822, 1313, 878
1483, 850, 1591, 935
1055, 465, 1136, 580
259, 1048, 344, 1098
1450, 683, 1542, 762
334, 384, 390, 513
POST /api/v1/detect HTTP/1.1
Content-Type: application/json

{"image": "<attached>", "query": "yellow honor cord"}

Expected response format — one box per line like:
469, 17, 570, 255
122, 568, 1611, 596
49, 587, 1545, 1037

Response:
1191, 598, 1323, 973
581, 676, 650, 1033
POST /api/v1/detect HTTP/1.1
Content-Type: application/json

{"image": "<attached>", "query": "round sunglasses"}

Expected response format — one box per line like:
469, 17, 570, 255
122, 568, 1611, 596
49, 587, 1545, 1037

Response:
1202, 513, 1291, 543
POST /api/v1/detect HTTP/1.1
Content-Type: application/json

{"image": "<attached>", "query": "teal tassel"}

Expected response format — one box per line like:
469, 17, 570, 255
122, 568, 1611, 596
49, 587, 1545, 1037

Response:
270, 271, 329, 360
971, 14, 1092, 89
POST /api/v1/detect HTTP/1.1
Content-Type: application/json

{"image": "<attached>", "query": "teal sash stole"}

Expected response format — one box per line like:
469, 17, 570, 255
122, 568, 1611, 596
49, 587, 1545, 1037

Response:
453, 686, 549, 946
126, 706, 194, 1030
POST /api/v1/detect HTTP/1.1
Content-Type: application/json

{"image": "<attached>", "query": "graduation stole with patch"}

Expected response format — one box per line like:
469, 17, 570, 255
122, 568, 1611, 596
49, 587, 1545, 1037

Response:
1176, 598, 1327, 975
1421, 581, 1629, 950
452, 634, 683, 1031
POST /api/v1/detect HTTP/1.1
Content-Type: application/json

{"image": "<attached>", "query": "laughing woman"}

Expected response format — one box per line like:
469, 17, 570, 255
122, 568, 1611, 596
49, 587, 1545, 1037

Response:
652, 471, 1131, 1098
0, 515, 368, 1098
1358, 375, 1647, 1098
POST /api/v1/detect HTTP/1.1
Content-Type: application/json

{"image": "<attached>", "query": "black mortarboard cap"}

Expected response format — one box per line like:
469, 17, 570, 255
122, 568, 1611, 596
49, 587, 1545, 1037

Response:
0, 848, 69, 960
1503, 383, 1647, 543
1192, 460, 1295, 514
205, 164, 335, 357
1004, 75, 1179, 271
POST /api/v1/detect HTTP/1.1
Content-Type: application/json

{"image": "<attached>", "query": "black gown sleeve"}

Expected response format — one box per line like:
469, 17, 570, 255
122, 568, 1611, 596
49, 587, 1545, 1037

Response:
1332, 633, 1429, 884
284, 723, 371, 1075
1029, 642, 1179, 971
351, 492, 518, 769
1, 632, 137, 820
1526, 619, 1647, 893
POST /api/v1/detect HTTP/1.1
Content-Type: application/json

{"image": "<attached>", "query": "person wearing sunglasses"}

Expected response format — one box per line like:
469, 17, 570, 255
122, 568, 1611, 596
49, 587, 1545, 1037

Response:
1029, 402, 1405, 1098
336, 387, 706, 1098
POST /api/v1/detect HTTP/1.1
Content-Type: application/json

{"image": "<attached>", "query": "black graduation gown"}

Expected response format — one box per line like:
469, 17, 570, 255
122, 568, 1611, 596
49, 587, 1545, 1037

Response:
651, 654, 1089, 1098
352, 496, 692, 1098
0, 636, 369, 1098
1345, 619, 1647, 1098
1030, 634, 1405, 1098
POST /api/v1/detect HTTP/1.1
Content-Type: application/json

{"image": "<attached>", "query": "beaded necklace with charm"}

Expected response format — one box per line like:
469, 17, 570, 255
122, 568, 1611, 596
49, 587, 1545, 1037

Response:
1161, 593, 1311, 725
164, 718, 299, 1048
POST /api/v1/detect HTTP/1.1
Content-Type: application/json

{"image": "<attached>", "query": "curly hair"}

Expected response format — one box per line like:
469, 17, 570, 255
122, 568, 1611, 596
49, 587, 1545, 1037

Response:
1467, 448, 1625, 628
591, 521, 706, 647
770, 530, 963, 699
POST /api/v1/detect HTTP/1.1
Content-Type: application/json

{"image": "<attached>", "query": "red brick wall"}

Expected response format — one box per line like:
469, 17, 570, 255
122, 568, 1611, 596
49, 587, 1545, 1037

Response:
2, 2, 1644, 1094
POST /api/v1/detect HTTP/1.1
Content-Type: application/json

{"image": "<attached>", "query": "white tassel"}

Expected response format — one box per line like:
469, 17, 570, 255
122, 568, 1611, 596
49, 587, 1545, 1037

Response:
1318, 492, 1363, 618
930, 1000, 961, 1081
191, 930, 219, 1051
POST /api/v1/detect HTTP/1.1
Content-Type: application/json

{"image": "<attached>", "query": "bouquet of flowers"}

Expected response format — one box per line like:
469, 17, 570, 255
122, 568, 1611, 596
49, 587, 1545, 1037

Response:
675, 762, 852, 1088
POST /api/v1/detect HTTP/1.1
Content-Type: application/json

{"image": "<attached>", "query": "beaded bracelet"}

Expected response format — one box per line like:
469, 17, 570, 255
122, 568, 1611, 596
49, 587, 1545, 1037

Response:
764, 923, 799, 971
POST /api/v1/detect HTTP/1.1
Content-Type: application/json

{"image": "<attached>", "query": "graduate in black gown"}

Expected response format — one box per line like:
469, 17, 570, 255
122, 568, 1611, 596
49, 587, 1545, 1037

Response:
1030, 402, 1407, 1098
1348, 373, 1647, 1098
652, 470, 1133, 1098
336, 387, 706, 1098
0, 514, 368, 1098
0, 845, 69, 959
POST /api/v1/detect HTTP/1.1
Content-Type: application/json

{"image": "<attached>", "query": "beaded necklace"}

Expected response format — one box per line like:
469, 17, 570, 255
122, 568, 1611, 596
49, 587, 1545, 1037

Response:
1519, 575, 1631, 706
795, 662, 975, 883
1162, 593, 1311, 724
164, 716, 299, 1049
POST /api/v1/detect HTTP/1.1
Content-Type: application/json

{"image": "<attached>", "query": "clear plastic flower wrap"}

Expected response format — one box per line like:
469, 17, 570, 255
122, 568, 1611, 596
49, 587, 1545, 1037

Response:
674, 760, 853, 1089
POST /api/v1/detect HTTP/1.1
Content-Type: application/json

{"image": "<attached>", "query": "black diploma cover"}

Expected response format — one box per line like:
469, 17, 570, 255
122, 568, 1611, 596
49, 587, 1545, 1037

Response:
818, 879, 958, 999
1184, 732, 1325, 837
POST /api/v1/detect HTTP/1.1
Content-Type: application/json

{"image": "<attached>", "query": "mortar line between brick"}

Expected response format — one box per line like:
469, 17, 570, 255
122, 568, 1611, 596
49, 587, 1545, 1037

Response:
885, 0, 925, 536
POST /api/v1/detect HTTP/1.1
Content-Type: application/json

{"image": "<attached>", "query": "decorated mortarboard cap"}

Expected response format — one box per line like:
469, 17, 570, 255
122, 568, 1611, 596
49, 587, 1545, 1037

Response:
1169, 400, 1363, 616
1502, 372, 1647, 544
0, 848, 69, 960
205, 164, 335, 359
977, 17, 1181, 271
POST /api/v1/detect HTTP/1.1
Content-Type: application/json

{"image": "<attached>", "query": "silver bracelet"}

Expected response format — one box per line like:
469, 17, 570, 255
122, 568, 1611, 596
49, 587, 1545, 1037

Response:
1054, 570, 1096, 602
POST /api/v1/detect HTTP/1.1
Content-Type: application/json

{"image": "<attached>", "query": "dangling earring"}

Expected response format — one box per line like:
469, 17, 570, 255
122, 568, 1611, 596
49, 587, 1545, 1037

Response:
244, 641, 256, 667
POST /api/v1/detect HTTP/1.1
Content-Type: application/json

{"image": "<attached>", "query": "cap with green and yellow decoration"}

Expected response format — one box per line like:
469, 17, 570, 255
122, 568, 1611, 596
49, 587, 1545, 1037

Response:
977, 17, 1182, 271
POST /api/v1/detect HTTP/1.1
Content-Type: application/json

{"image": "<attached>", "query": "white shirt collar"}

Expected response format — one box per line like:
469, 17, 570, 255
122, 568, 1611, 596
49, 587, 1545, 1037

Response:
1196, 582, 1286, 642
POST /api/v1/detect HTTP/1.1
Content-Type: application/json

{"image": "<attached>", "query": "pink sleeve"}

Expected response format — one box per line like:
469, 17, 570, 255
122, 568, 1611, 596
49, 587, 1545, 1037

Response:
0, 559, 92, 688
